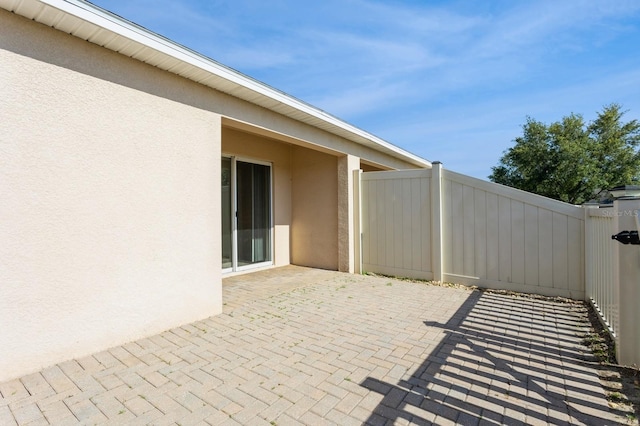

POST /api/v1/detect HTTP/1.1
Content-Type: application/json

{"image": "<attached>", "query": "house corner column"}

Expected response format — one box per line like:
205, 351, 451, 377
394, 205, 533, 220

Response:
338, 154, 360, 273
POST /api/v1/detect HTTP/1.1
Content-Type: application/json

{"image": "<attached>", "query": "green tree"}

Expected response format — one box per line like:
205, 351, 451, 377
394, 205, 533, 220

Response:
490, 104, 640, 204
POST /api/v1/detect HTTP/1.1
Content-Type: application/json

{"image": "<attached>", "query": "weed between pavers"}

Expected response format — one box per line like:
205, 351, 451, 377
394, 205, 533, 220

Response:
582, 301, 640, 424
609, 392, 628, 404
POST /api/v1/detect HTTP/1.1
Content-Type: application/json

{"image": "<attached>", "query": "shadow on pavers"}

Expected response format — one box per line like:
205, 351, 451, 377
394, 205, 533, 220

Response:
360, 290, 629, 425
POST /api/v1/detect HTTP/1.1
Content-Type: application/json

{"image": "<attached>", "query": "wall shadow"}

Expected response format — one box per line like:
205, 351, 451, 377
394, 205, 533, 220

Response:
360, 291, 624, 425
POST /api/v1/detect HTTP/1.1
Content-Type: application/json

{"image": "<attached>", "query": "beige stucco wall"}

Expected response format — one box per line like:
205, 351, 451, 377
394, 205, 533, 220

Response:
0, 10, 222, 381
222, 128, 292, 267
291, 147, 339, 270
222, 128, 345, 272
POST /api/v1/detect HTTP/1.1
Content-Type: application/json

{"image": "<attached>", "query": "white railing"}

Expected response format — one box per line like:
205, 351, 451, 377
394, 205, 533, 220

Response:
584, 207, 618, 339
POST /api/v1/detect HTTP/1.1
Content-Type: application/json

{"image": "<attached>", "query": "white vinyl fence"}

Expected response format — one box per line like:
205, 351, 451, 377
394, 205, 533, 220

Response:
361, 164, 586, 299
360, 165, 639, 363
441, 170, 585, 299
360, 169, 435, 280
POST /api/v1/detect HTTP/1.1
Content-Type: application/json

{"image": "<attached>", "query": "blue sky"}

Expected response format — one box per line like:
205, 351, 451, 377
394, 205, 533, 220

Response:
91, 0, 640, 179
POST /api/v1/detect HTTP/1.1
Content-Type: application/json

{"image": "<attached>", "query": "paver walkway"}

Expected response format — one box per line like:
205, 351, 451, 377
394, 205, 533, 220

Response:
0, 266, 625, 425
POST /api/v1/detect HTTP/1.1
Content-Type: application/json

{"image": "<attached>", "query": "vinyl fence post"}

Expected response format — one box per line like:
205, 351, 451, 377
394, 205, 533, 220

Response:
353, 169, 363, 274
431, 162, 444, 282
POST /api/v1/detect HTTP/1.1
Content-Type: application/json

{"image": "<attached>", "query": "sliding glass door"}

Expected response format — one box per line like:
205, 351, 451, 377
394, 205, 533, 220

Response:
222, 157, 272, 272
236, 161, 272, 267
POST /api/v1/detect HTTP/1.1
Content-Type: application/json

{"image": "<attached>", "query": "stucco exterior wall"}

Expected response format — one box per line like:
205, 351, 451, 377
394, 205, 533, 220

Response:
291, 147, 339, 270
1, 10, 222, 381
222, 128, 292, 267
222, 128, 345, 272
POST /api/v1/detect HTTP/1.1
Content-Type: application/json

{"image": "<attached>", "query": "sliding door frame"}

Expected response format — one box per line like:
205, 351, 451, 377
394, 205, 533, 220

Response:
222, 155, 274, 273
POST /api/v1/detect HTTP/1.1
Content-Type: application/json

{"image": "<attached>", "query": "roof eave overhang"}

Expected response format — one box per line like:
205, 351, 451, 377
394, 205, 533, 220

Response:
0, 0, 431, 168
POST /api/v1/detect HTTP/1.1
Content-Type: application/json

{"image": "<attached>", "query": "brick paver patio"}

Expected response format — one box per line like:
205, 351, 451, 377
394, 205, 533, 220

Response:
0, 266, 625, 425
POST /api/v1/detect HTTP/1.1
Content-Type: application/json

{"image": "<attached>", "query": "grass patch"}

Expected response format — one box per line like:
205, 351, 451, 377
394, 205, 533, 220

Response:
608, 392, 629, 404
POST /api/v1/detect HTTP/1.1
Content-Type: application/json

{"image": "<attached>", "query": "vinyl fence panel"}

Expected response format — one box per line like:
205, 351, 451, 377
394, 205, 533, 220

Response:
441, 170, 585, 299
360, 167, 586, 299
361, 169, 433, 280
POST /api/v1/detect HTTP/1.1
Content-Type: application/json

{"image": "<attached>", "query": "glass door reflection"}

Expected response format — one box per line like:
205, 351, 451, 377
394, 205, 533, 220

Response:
221, 157, 232, 270
221, 157, 272, 271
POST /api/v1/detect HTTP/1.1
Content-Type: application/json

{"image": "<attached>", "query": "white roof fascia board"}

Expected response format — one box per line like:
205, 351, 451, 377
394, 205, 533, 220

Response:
1, 0, 431, 168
